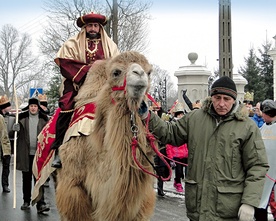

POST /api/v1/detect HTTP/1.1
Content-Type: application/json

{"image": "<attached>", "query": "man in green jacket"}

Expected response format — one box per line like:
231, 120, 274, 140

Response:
145, 76, 269, 221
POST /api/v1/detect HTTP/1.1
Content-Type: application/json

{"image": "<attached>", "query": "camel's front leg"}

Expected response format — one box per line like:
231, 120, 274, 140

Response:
55, 140, 92, 221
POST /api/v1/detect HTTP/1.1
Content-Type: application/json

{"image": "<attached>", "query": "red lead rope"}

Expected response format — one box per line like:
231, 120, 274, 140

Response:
131, 135, 172, 181
111, 77, 171, 181
131, 111, 172, 182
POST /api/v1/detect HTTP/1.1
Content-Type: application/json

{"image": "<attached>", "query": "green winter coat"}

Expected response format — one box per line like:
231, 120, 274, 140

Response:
148, 97, 269, 221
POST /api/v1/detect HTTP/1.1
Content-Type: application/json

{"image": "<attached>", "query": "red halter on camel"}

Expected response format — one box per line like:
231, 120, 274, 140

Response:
111, 76, 172, 181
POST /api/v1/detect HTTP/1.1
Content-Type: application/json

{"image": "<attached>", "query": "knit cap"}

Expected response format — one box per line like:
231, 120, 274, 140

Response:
210, 76, 237, 100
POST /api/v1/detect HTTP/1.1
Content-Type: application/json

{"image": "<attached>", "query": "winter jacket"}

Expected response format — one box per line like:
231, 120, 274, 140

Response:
0, 114, 11, 156
166, 143, 188, 159
148, 97, 269, 221
16, 111, 48, 172
250, 113, 265, 128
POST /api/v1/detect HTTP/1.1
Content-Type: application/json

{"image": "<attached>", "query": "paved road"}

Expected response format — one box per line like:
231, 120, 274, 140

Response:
0, 159, 188, 221
1, 158, 274, 221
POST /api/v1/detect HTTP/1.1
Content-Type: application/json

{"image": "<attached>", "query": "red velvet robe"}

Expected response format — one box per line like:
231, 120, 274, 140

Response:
58, 40, 104, 111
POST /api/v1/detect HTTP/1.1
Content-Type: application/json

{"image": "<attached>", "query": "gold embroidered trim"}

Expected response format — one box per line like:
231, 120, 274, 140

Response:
60, 109, 74, 113
72, 65, 86, 82
86, 38, 100, 56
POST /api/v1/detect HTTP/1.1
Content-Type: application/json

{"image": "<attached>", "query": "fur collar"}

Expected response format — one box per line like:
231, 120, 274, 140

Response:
201, 97, 249, 121
19, 110, 49, 121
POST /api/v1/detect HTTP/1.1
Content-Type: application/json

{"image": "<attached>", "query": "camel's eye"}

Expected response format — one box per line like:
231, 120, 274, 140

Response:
112, 69, 122, 77
147, 70, 152, 76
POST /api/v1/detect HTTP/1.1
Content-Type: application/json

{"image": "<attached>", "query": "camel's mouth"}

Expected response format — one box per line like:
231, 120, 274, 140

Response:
127, 82, 148, 98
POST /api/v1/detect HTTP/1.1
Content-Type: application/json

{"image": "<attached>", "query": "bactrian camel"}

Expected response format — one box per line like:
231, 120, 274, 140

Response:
55, 51, 158, 221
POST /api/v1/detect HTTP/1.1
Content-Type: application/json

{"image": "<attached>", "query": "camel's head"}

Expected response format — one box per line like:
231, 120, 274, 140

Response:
106, 51, 152, 111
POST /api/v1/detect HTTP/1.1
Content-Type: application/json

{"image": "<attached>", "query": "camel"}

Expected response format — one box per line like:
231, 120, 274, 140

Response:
55, 51, 157, 221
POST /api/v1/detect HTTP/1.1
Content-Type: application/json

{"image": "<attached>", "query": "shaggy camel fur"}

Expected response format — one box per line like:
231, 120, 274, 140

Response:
56, 51, 156, 221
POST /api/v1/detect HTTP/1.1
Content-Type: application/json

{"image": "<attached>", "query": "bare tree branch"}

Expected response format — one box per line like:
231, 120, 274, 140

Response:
0, 24, 44, 103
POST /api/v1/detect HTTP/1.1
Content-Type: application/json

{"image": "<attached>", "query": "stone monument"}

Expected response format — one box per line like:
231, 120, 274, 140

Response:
174, 52, 211, 110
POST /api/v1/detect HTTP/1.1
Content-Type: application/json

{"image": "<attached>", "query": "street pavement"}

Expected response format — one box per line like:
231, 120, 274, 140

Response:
0, 158, 274, 221
154, 176, 275, 221
1, 157, 60, 221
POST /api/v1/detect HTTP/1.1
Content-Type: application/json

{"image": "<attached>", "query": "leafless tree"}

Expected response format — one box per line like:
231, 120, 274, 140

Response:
37, 0, 152, 106
105, 0, 152, 52
39, 0, 152, 62
0, 24, 45, 103
150, 65, 177, 111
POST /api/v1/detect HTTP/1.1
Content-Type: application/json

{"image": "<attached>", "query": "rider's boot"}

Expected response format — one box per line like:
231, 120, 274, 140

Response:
51, 150, 62, 168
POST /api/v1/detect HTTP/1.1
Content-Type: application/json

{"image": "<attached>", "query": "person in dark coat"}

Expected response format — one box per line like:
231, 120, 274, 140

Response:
153, 107, 171, 196
154, 144, 170, 196
166, 102, 188, 193
16, 97, 50, 213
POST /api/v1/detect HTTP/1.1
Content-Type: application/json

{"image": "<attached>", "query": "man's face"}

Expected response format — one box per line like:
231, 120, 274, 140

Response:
29, 104, 38, 114
261, 112, 271, 123
245, 102, 253, 110
85, 23, 100, 38
211, 94, 235, 116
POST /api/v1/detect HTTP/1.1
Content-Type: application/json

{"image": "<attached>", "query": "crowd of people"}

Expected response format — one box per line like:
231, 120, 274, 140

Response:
0, 10, 275, 221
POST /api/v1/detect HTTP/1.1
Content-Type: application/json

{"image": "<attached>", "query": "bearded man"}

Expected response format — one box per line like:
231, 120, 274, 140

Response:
51, 12, 120, 168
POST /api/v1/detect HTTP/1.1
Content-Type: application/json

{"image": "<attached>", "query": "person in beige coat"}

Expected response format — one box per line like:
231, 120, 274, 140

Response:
0, 113, 11, 193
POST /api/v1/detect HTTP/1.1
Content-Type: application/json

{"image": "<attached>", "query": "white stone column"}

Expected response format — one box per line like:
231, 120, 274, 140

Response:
268, 35, 276, 101
174, 52, 211, 109
233, 73, 247, 103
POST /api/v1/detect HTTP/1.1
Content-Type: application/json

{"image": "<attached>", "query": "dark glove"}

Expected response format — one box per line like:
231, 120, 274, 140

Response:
182, 89, 187, 97
3, 155, 11, 160
138, 100, 149, 120
12, 123, 20, 132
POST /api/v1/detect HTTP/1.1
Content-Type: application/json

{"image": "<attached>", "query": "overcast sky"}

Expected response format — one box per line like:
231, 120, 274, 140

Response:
148, 0, 276, 76
1, 0, 276, 77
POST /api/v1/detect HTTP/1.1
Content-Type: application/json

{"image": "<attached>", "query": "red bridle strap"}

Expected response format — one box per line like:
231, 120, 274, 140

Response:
111, 76, 127, 94
146, 93, 160, 110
